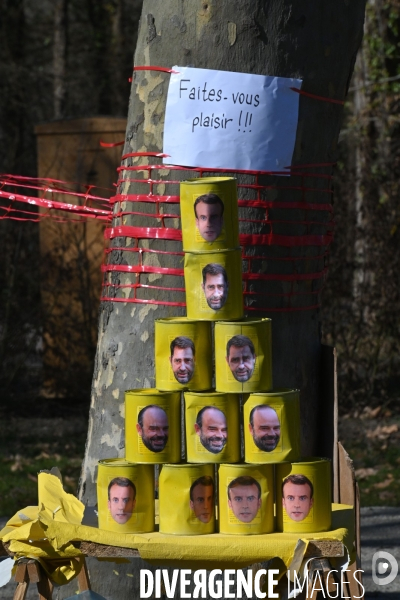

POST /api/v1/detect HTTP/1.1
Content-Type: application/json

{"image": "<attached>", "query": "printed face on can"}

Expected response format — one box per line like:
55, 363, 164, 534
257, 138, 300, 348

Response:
201, 264, 229, 310
189, 476, 214, 523
136, 405, 169, 452
194, 406, 228, 454
227, 476, 261, 523
169, 336, 196, 384
194, 195, 224, 242
107, 477, 136, 524
249, 405, 281, 452
282, 475, 314, 522
226, 335, 256, 382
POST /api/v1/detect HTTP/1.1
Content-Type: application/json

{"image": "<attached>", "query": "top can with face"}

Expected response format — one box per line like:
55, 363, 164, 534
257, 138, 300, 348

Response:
180, 177, 239, 252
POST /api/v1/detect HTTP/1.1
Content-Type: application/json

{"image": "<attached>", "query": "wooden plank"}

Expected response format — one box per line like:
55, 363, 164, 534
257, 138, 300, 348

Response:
27, 561, 41, 584
2, 542, 11, 556
13, 582, 29, 600
5, 538, 345, 563
306, 565, 320, 600
355, 481, 361, 567
37, 575, 53, 600
333, 348, 338, 503
317, 345, 336, 461
313, 558, 339, 595
76, 538, 343, 559
346, 561, 364, 600
305, 557, 340, 599
77, 557, 91, 592
14, 563, 28, 584
304, 540, 344, 559
338, 442, 356, 506
322, 562, 340, 595
338, 442, 365, 599
77, 541, 140, 557
317, 345, 339, 503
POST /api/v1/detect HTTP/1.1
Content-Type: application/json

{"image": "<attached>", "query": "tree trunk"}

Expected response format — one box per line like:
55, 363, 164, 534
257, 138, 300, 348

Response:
80, 0, 366, 503
77, 1, 366, 596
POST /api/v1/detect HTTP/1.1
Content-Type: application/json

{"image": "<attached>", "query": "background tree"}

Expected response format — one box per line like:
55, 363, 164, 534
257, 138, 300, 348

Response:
320, 0, 400, 414
0, 0, 142, 402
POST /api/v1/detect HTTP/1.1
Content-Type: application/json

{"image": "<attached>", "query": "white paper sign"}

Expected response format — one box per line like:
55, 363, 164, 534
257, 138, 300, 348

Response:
163, 66, 302, 172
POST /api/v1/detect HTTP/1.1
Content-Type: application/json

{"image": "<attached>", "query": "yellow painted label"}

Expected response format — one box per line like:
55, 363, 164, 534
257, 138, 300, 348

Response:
184, 249, 243, 321
214, 319, 272, 392
155, 318, 212, 391
97, 459, 155, 533
276, 458, 332, 533
159, 464, 215, 535
243, 389, 301, 463
218, 464, 274, 535
185, 392, 240, 464
125, 389, 181, 464
180, 177, 239, 252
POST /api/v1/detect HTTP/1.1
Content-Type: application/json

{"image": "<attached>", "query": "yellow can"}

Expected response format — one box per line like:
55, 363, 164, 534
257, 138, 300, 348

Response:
97, 458, 154, 533
243, 389, 301, 463
184, 249, 243, 321
180, 177, 239, 252
159, 464, 215, 535
155, 318, 212, 391
125, 389, 181, 464
218, 464, 274, 534
215, 319, 273, 393
276, 458, 332, 533
185, 392, 240, 464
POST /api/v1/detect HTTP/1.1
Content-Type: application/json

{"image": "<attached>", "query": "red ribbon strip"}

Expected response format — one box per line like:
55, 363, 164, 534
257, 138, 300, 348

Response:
103, 282, 186, 293
98, 294, 321, 312
104, 226, 332, 248
117, 164, 300, 177
121, 152, 170, 160
242, 251, 328, 262
0, 190, 110, 220
110, 194, 180, 205
100, 141, 125, 147
133, 66, 180, 74
286, 162, 337, 170
246, 304, 321, 312
102, 264, 184, 276
100, 296, 186, 307
237, 200, 333, 212
290, 87, 345, 105
243, 269, 327, 281
2, 166, 334, 312
109, 195, 333, 212
105, 225, 182, 241
104, 246, 184, 257
102, 264, 326, 281
1, 174, 113, 200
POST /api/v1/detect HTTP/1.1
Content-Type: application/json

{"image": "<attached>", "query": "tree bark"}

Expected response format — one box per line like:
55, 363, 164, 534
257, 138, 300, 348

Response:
80, 0, 366, 504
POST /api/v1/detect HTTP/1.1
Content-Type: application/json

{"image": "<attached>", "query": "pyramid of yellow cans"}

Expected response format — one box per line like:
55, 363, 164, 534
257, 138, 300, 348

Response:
97, 177, 332, 537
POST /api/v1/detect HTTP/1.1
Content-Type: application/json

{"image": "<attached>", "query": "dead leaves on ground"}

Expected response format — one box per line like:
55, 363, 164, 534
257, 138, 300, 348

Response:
355, 467, 379, 479
366, 423, 398, 440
